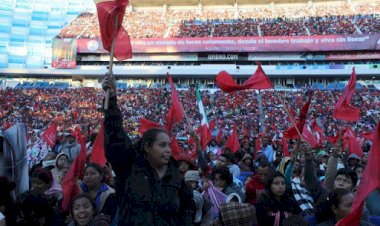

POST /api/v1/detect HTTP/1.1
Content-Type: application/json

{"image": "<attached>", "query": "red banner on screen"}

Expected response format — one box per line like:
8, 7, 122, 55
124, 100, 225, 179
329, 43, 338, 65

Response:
75, 34, 380, 54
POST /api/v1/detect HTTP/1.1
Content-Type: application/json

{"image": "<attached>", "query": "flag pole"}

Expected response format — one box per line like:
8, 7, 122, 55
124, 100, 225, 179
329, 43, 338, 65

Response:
104, 15, 119, 111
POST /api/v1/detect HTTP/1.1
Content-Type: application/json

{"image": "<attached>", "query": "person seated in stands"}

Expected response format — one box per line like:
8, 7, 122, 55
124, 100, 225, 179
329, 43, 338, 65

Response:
216, 153, 240, 178
80, 163, 116, 215
68, 193, 110, 226
213, 166, 245, 202
59, 134, 81, 161
245, 163, 272, 205
238, 153, 255, 172
317, 189, 373, 226
255, 171, 302, 226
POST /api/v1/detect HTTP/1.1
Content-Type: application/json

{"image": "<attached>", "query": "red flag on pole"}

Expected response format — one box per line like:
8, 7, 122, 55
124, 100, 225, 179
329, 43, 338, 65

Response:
342, 127, 363, 158
90, 121, 106, 167
301, 125, 319, 148
94, 0, 132, 60
215, 64, 272, 93
216, 128, 223, 144
333, 68, 360, 122
282, 136, 291, 157
166, 73, 184, 123
284, 91, 313, 139
226, 124, 240, 153
139, 118, 164, 135
42, 123, 57, 148
61, 128, 87, 212
243, 63, 273, 90
336, 121, 380, 226
170, 136, 183, 160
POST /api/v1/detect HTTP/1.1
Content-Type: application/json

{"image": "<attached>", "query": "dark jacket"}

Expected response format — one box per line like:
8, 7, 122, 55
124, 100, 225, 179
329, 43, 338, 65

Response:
255, 192, 302, 226
104, 96, 193, 226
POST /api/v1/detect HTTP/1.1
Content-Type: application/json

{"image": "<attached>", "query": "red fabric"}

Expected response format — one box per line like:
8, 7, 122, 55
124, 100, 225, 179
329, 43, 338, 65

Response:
42, 123, 57, 148
312, 121, 324, 134
216, 128, 223, 143
226, 124, 240, 153
165, 106, 175, 132
255, 134, 262, 154
337, 121, 380, 226
95, 0, 132, 60
245, 175, 266, 205
209, 120, 216, 131
361, 131, 374, 140
333, 68, 360, 122
343, 127, 363, 158
61, 129, 87, 212
90, 120, 106, 167
282, 137, 291, 157
166, 73, 184, 123
216, 64, 272, 93
301, 125, 319, 148
139, 118, 163, 135
327, 135, 340, 144
170, 136, 183, 160
200, 124, 212, 151
215, 71, 241, 93
284, 91, 313, 139
243, 63, 273, 90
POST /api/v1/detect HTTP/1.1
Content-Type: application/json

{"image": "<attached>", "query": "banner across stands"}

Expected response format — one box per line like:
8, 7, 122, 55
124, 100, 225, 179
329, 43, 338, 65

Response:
76, 34, 380, 53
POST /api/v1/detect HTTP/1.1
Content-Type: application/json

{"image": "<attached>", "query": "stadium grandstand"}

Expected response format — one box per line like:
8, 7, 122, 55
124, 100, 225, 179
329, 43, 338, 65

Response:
0, 0, 379, 89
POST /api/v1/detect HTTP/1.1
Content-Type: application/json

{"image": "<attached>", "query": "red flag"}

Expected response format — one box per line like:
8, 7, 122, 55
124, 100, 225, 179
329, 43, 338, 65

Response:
361, 131, 374, 140
215, 71, 241, 93
255, 134, 262, 154
94, 0, 132, 60
61, 128, 87, 212
284, 91, 313, 139
312, 121, 324, 134
226, 124, 240, 153
327, 134, 340, 144
216, 64, 272, 93
302, 125, 319, 148
336, 121, 380, 226
170, 136, 183, 160
200, 124, 212, 151
42, 123, 57, 148
282, 136, 291, 157
343, 127, 363, 158
216, 128, 223, 143
333, 68, 360, 122
243, 63, 273, 90
209, 120, 216, 131
90, 121, 106, 167
140, 118, 163, 135
166, 73, 184, 123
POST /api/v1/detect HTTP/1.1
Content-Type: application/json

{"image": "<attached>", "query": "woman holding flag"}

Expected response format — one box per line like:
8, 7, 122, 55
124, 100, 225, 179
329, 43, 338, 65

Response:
101, 75, 193, 225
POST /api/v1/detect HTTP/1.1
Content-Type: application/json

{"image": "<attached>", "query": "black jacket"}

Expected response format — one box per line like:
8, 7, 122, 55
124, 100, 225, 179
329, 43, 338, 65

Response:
255, 192, 302, 226
104, 96, 193, 226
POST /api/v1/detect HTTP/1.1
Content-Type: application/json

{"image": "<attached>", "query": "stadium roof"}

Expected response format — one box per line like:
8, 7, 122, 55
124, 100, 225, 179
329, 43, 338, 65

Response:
130, 0, 349, 7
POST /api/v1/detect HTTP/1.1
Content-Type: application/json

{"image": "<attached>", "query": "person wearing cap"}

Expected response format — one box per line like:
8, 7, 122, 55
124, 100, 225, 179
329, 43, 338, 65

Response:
184, 170, 209, 226
59, 134, 81, 161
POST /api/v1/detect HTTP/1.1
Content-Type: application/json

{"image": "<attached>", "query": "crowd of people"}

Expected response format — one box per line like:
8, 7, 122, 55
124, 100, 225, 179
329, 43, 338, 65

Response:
0, 76, 379, 225
56, 2, 380, 39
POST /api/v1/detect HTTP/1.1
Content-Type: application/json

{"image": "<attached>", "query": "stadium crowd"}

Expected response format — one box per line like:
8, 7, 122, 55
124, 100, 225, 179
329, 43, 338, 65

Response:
0, 77, 380, 225
56, 2, 380, 39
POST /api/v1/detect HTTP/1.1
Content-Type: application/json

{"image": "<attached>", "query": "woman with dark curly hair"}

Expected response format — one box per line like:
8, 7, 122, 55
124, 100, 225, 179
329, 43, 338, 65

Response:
255, 171, 302, 226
